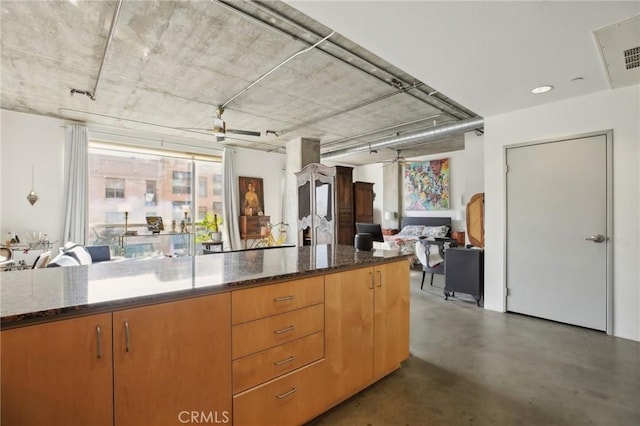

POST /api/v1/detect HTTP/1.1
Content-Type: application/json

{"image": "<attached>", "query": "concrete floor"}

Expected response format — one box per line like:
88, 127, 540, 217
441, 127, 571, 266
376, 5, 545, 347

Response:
307, 269, 640, 426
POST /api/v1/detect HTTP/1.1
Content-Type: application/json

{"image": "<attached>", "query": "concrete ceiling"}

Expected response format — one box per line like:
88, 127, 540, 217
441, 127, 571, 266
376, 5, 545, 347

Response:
2, 1, 637, 166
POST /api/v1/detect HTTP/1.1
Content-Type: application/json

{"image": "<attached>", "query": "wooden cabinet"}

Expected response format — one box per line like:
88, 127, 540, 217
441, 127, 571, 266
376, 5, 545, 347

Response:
324, 267, 375, 400
239, 215, 270, 248
113, 294, 231, 426
1, 260, 409, 426
335, 166, 354, 245
233, 360, 327, 426
295, 163, 337, 246
1, 313, 114, 426
296, 164, 355, 246
231, 277, 326, 423
324, 259, 410, 405
353, 181, 374, 225
373, 260, 411, 378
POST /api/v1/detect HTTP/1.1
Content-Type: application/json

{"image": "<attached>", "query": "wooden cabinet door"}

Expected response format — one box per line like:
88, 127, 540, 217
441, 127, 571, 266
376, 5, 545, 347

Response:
113, 293, 231, 426
354, 182, 374, 224
324, 267, 374, 404
373, 260, 410, 378
335, 166, 354, 245
1, 313, 113, 426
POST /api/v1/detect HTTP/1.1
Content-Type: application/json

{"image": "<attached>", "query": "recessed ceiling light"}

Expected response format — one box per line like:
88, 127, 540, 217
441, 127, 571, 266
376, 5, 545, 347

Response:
531, 85, 554, 94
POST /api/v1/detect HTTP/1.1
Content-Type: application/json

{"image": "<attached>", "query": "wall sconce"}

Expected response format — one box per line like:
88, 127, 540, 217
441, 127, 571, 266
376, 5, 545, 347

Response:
26, 166, 38, 206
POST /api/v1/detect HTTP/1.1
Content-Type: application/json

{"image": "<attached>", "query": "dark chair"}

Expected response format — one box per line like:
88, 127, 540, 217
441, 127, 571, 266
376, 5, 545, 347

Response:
417, 238, 457, 289
85, 245, 111, 263
354, 223, 384, 242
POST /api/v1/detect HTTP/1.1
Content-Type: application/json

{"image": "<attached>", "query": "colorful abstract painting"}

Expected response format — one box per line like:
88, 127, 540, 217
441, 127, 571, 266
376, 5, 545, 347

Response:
403, 159, 450, 210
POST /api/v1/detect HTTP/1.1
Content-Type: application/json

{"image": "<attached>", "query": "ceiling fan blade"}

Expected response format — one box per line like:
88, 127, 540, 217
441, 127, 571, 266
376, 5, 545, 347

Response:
227, 128, 261, 137
216, 136, 225, 143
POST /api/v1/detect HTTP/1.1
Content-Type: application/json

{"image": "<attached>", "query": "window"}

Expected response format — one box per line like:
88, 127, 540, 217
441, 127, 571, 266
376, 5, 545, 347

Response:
212, 174, 222, 195
172, 201, 191, 222
105, 178, 125, 198
88, 143, 222, 248
199, 177, 208, 198
105, 212, 125, 224
198, 206, 207, 221
173, 171, 191, 194
146, 180, 157, 206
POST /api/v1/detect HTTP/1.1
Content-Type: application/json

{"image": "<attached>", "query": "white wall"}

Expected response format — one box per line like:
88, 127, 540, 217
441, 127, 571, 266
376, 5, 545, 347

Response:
464, 132, 485, 202
1, 109, 286, 250
1, 110, 66, 248
484, 85, 640, 341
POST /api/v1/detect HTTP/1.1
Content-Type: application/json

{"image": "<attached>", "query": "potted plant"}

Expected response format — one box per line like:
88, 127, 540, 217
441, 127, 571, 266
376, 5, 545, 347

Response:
197, 213, 223, 242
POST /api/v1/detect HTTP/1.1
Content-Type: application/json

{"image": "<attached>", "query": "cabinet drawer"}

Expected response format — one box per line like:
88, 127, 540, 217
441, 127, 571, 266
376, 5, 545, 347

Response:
233, 331, 324, 394
233, 359, 327, 426
232, 276, 324, 324
232, 304, 324, 359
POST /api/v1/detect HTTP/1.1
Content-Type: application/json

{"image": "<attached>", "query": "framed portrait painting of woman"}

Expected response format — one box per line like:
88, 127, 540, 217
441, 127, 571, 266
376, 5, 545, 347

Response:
239, 176, 264, 216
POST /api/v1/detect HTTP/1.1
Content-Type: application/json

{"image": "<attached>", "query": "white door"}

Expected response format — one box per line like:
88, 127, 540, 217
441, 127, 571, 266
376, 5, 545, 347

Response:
506, 133, 611, 331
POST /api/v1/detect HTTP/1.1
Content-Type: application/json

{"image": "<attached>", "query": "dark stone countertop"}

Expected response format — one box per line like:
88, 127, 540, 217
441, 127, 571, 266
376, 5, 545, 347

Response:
1, 245, 409, 328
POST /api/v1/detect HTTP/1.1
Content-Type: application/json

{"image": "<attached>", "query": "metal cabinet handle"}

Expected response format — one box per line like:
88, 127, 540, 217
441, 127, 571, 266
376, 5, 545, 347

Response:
377, 270, 382, 287
96, 325, 103, 359
274, 355, 296, 366
276, 387, 297, 399
369, 271, 374, 289
274, 325, 295, 335
124, 320, 130, 352
273, 295, 294, 302
584, 234, 606, 243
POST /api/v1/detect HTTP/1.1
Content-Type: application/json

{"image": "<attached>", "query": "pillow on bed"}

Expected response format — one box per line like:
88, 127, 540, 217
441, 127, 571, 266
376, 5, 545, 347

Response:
422, 225, 450, 238
399, 225, 425, 236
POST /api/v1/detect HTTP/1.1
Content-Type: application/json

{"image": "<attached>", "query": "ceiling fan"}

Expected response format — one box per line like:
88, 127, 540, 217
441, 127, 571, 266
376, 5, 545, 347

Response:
380, 149, 408, 166
181, 107, 262, 143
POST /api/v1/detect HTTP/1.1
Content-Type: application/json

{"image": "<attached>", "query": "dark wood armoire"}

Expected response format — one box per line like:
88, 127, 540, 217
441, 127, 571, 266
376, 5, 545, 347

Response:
335, 166, 354, 245
353, 181, 374, 225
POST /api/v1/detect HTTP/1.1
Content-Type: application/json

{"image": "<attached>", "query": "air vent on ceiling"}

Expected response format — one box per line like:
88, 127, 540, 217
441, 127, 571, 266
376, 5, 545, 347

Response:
624, 46, 640, 70
594, 14, 640, 88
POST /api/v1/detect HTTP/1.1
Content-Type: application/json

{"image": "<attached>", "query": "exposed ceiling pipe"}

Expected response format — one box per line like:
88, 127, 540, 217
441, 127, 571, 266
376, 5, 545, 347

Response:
69, 0, 123, 101
93, 0, 123, 99
216, 0, 472, 120
321, 113, 443, 149
220, 30, 335, 110
321, 116, 484, 160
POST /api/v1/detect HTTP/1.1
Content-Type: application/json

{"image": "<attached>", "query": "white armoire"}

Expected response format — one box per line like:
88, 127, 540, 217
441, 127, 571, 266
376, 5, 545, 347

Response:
295, 163, 336, 246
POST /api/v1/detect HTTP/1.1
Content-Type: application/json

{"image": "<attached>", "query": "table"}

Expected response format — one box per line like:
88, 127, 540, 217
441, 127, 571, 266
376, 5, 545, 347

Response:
202, 240, 223, 253
239, 216, 270, 249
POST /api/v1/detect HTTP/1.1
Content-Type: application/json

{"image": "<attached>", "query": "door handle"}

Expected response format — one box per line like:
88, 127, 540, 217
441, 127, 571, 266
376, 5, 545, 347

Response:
583, 234, 606, 243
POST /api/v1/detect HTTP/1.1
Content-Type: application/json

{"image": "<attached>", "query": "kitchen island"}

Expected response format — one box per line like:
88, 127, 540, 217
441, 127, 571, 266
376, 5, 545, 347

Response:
1, 244, 410, 426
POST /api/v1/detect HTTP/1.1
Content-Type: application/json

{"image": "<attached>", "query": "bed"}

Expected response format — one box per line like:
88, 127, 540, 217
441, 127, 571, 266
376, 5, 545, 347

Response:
380, 216, 452, 255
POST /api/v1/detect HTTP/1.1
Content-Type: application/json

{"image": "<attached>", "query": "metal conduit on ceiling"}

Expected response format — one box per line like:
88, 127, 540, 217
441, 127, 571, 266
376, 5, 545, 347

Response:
321, 116, 484, 160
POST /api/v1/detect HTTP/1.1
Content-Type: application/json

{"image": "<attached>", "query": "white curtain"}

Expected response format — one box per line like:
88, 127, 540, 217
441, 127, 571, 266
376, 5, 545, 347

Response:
222, 148, 242, 250
62, 125, 89, 245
